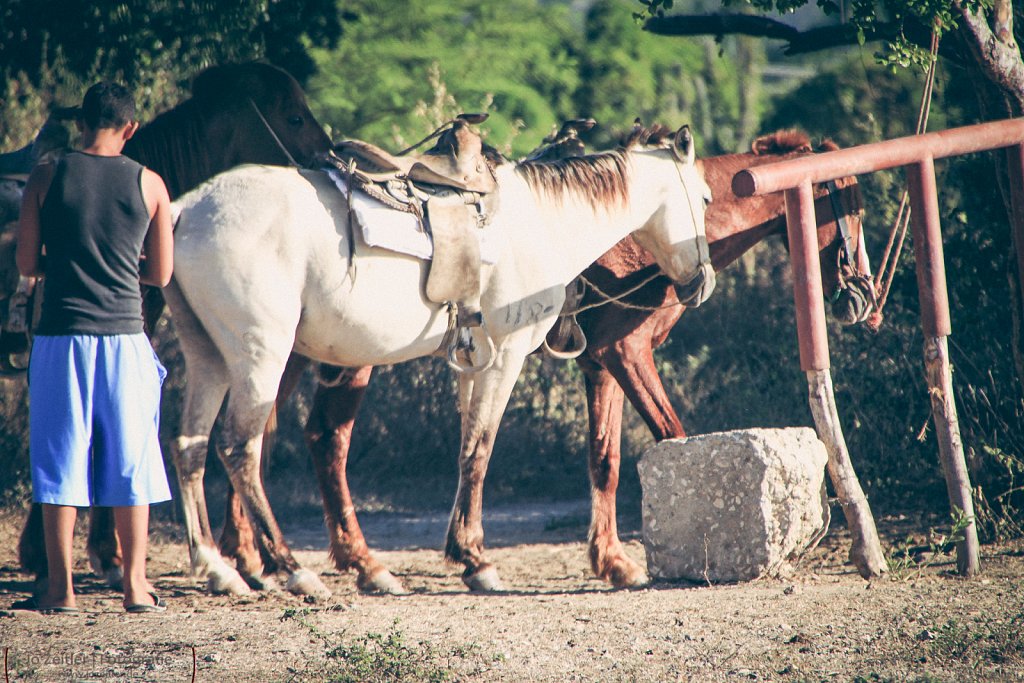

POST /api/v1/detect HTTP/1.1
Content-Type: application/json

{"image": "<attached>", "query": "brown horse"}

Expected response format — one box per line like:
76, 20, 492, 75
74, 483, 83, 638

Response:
15, 61, 333, 586
210, 129, 872, 593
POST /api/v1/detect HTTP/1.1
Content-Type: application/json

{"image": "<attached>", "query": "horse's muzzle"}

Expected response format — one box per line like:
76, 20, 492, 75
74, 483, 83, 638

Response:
674, 263, 716, 308
831, 275, 876, 325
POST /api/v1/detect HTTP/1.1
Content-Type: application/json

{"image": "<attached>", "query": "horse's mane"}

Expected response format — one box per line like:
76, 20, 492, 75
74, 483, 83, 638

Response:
515, 152, 629, 208
513, 122, 682, 208
751, 129, 839, 156
126, 99, 213, 199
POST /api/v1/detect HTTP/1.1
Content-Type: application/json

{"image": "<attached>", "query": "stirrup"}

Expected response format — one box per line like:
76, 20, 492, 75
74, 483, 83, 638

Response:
446, 323, 496, 374
541, 317, 587, 360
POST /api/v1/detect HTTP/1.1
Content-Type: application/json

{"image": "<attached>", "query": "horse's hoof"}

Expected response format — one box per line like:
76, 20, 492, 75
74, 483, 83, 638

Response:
244, 573, 281, 592
102, 566, 125, 590
608, 564, 650, 589
88, 550, 124, 589
463, 565, 504, 592
286, 569, 331, 597
207, 570, 253, 596
358, 568, 408, 595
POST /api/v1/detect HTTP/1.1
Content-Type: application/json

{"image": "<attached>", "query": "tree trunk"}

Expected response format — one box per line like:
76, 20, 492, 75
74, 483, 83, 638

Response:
954, 6, 1024, 396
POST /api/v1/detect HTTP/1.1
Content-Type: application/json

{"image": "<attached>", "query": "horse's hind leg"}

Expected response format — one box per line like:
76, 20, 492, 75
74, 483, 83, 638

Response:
218, 354, 310, 589
445, 349, 526, 592
163, 280, 249, 595
578, 354, 650, 589
218, 357, 329, 597
307, 366, 405, 594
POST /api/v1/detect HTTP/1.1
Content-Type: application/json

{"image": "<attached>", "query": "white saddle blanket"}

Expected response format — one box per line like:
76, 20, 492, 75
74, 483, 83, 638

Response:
326, 168, 498, 264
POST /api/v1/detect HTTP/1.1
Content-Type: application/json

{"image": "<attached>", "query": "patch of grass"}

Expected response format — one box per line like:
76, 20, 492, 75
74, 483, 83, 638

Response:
886, 508, 971, 581
927, 610, 1024, 669
280, 610, 499, 682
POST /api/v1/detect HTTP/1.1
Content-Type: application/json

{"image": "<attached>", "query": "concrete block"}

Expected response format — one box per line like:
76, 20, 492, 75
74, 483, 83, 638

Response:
638, 427, 829, 583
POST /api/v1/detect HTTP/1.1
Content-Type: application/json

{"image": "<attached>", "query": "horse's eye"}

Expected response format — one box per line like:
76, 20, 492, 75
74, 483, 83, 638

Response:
287, 115, 304, 127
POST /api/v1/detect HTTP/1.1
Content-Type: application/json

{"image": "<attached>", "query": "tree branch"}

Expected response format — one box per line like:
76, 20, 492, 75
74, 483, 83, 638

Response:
642, 13, 938, 57
953, 1, 1024, 111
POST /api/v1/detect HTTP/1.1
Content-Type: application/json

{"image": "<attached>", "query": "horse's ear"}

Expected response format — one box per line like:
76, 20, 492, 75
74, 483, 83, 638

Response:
672, 125, 696, 165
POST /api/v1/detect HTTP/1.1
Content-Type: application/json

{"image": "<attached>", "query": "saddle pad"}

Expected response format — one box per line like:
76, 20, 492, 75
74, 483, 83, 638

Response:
325, 168, 500, 264
327, 168, 432, 259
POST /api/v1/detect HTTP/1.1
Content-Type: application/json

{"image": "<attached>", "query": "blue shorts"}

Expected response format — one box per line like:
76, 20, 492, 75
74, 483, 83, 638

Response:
29, 334, 172, 507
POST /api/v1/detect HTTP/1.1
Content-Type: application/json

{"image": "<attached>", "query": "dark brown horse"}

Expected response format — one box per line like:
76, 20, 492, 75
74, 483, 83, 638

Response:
15, 61, 332, 586
210, 129, 872, 593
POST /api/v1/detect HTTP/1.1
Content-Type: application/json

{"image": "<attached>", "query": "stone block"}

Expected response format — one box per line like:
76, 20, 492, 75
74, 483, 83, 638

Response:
638, 427, 829, 583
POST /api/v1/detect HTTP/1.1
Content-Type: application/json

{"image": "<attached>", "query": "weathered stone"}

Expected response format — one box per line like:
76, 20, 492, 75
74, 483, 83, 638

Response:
637, 427, 829, 583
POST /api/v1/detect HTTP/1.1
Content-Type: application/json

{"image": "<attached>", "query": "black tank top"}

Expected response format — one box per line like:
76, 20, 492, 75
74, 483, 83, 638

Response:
37, 152, 150, 335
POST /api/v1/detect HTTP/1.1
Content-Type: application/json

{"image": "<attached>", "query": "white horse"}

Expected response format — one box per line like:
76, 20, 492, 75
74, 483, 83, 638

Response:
165, 124, 712, 596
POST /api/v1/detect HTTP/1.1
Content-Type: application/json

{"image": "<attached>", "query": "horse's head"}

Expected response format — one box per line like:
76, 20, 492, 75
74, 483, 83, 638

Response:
191, 62, 332, 168
800, 140, 875, 326
625, 123, 714, 306
744, 131, 875, 326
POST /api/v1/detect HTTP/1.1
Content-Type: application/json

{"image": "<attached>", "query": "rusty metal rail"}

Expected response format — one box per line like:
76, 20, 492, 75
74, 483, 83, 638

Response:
730, 117, 1024, 577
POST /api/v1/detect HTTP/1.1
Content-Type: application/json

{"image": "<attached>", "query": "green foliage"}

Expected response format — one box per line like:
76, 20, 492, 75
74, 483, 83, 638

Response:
280, 612, 496, 682
579, 0, 757, 152
887, 508, 972, 579
307, 0, 580, 156
0, 0, 341, 87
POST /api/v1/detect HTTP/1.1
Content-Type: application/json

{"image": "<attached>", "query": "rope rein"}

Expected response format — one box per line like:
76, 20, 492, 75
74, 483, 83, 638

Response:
867, 29, 939, 330
571, 271, 680, 314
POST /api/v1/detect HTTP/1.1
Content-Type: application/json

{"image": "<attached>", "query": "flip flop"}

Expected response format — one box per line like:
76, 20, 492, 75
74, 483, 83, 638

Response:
125, 592, 166, 614
10, 595, 80, 614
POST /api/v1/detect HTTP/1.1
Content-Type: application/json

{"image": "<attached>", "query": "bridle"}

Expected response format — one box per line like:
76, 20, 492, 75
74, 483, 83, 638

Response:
248, 98, 300, 167
825, 179, 876, 311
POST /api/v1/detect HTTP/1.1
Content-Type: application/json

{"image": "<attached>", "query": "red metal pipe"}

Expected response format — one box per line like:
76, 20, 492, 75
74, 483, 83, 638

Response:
734, 117, 1024, 197
785, 182, 830, 371
907, 157, 952, 338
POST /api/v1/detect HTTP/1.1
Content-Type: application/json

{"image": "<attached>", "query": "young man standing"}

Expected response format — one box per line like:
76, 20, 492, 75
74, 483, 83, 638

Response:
14, 82, 174, 613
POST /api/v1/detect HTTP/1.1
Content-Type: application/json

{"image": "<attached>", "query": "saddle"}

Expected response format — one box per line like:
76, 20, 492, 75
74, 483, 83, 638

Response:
325, 114, 500, 373
333, 113, 497, 194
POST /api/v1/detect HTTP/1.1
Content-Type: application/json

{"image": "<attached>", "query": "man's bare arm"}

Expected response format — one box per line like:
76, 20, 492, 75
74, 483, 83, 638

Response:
139, 168, 173, 287
15, 163, 54, 277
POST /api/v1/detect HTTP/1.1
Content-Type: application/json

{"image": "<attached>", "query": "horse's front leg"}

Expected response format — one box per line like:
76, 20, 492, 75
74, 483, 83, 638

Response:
86, 507, 122, 588
445, 350, 525, 592
307, 366, 405, 594
17, 504, 47, 594
597, 335, 686, 442
578, 354, 650, 588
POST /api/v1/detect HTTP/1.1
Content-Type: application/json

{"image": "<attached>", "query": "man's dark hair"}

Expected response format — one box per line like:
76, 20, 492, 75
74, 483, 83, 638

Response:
80, 82, 135, 129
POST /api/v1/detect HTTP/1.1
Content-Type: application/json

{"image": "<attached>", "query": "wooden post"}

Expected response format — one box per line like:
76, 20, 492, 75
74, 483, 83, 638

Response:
907, 157, 982, 576
785, 182, 887, 578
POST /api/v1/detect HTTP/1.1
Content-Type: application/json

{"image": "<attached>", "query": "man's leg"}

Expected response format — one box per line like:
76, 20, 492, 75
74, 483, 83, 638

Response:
113, 505, 157, 608
41, 503, 77, 609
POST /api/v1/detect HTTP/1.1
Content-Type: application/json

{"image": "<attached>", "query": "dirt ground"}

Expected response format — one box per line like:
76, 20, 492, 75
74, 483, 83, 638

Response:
1, 503, 1023, 683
